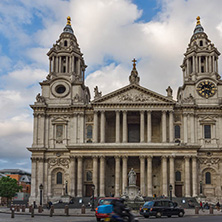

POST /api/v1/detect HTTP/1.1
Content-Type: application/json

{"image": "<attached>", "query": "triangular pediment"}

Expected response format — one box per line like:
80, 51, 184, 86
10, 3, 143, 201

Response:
92, 84, 175, 104
51, 117, 68, 124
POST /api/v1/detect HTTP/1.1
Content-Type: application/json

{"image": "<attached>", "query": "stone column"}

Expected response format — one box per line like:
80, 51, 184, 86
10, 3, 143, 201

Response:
122, 156, 128, 194
183, 114, 188, 143
169, 156, 175, 197
73, 114, 78, 143
195, 56, 198, 73
147, 156, 153, 196
169, 111, 174, 143
93, 111, 98, 143
99, 156, 105, 197
115, 111, 120, 143
30, 158, 37, 199
162, 111, 167, 142
115, 156, 121, 197
190, 114, 195, 143
140, 156, 145, 196
69, 157, 76, 197
93, 156, 98, 197
77, 156, 83, 197
49, 58, 52, 73
184, 156, 191, 197
162, 156, 168, 196
209, 56, 212, 72
39, 114, 45, 146
59, 56, 62, 73
100, 111, 106, 143
66, 56, 68, 73
79, 113, 84, 143
122, 111, 128, 143
48, 168, 52, 198
33, 114, 38, 145
147, 111, 152, 142
199, 56, 201, 73
193, 56, 195, 73
140, 111, 145, 143
187, 57, 190, 75
37, 158, 44, 200
192, 156, 197, 197
206, 56, 208, 72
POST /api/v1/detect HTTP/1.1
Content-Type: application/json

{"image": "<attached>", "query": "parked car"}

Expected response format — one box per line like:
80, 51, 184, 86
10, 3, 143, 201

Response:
95, 197, 119, 221
140, 199, 184, 218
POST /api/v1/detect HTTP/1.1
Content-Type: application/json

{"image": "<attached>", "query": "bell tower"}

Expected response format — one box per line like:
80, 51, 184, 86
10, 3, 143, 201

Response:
178, 17, 222, 104
40, 16, 90, 105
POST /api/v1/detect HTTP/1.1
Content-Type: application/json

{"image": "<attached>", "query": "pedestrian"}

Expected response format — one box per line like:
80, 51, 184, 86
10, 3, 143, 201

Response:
216, 202, 220, 211
200, 201, 204, 212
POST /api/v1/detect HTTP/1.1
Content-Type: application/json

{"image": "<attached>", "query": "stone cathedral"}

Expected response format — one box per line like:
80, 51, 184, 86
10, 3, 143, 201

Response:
28, 16, 222, 204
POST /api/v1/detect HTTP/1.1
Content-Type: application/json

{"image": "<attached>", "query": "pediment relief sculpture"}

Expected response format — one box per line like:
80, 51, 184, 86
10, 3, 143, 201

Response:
48, 158, 70, 168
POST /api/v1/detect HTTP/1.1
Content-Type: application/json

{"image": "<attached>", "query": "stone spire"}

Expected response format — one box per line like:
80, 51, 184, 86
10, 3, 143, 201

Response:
129, 58, 140, 85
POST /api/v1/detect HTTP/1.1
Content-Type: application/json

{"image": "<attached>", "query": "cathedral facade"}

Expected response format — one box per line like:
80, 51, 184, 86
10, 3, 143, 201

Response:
28, 17, 222, 204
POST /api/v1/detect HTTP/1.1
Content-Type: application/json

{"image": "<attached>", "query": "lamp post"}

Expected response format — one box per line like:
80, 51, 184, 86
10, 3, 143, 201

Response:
39, 184, 43, 206
169, 184, 173, 201
200, 181, 203, 195
91, 184, 95, 211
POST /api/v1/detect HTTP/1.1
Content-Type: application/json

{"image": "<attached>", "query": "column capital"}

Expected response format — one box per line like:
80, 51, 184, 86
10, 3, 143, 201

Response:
162, 110, 167, 114
77, 155, 83, 160
139, 155, 146, 160
94, 110, 98, 114
147, 155, 153, 160
122, 155, 128, 160
70, 156, 76, 161
169, 155, 176, 159
114, 155, 121, 160
140, 110, 145, 114
184, 155, 191, 160
92, 155, 99, 159
169, 110, 174, 114
122, 110, 127, 114
161, 155, 168, 160
99, 155, 106, 160
147, 110, 152, 113
100, 110, 105, 114
115, 110, 120, 114
191, 155, 197, 160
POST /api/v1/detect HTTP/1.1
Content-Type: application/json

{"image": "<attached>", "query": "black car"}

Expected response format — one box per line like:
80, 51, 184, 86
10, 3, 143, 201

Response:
140, 199, 184, 218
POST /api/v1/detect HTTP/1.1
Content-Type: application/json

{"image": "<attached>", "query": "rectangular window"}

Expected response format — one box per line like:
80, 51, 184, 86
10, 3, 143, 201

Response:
204, 125, 211, 139
56, 125, 63, 142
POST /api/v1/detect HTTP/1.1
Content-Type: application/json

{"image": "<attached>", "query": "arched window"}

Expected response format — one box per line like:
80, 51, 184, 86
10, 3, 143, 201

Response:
175, 171, 181, 181
64, 40, 68, 46
205, 172, 211, 184
57, 172, 63, 184
86, 171, 92, 181
200, 40, 203, 46
174, 125, 180, 139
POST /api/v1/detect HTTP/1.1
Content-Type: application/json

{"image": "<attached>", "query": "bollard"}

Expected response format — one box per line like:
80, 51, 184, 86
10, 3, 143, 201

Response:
210, 205, 214, 214
38, 205, 43, 213
22, 205, 25, 212
81, 204, 86, 214
29, 205, 32, 213
64, 205, 69, 216
11, 208, 15, 218
50, 207, 53, 217
51, 205, 54, 213
31, 207, 34, 217
195, 206, 199, 214
16, 205, 20, 212
10, 202, 13, 210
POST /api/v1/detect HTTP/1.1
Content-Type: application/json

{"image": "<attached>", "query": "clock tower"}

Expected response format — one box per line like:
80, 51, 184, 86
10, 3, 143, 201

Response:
178, 16, 222, 105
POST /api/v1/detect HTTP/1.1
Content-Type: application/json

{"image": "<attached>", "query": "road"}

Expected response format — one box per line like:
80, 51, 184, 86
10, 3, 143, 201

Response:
0, 214, 222, 222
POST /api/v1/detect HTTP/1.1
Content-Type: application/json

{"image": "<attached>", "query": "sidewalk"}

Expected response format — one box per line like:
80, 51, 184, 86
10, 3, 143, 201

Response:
0, 207, 222, 217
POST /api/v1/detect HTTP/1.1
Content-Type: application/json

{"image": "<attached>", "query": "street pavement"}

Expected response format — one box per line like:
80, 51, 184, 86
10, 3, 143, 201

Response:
0, 207, 222, 222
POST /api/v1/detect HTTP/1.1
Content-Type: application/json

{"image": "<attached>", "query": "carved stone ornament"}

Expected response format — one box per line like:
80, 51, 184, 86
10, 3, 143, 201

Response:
48, 158, 70, 168
198, 158, 220, 166
118, 93, 160, 102
94, 86, 102, 99
182, 93, 195, 104
36, 93, 45, 103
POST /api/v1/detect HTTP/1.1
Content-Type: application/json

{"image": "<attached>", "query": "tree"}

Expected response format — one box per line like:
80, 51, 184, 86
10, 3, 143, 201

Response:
0, 176, 22, 205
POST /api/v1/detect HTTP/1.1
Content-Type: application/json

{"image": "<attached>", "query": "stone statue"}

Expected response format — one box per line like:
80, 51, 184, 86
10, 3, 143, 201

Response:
166, 86, 173, 98
36, 93, 45, 103
94, 86, 102, 99
128, 168, 136, 186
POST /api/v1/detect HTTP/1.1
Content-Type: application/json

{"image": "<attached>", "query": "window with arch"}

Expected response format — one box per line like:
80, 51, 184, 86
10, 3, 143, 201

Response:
205, 172, 211, 184
57, 172, 63, 184
175, 171, 181, 181
64, 40, 68, 46
86, 171, 92, 181
174, 125, 180, 139
87, 125, 93, 139
200, 40, 203, 46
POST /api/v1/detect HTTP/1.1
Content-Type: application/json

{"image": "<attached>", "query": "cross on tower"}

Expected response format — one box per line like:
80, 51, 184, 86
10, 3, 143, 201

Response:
132, 58, 137, 69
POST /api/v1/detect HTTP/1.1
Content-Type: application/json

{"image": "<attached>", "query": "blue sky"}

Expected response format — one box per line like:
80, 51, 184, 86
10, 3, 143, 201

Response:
1, 0, 222, 172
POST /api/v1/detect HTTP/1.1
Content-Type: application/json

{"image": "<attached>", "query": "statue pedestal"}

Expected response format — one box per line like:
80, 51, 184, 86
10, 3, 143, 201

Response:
125, 185, 140, 200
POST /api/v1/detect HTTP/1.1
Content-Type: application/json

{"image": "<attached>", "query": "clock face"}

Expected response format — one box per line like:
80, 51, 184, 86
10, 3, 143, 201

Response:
196, 80, 217, 98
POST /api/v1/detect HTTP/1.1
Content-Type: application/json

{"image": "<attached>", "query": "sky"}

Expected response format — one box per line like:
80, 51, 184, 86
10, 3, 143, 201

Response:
1, 0, 222, 172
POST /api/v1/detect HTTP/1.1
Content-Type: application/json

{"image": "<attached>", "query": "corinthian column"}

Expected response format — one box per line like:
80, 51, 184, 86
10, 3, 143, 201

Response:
93, 156, 98, 197
115, 156, 121, 197
100, 111, 106, 143
184, 156, 191, 197
192, 156, 197, 197
162, 111, 167, 142
69, 156, 76, 196
147, 156, 153, 196
140, 111, 145, 142
169, 111, 174, 143
115, 111, 120, 143
99, 156, 105, 197
183, 114, 188, 143
140, 156, 145, 196
162, 156, 168, 196
77, 156, 83, 197
93, 111, 98, 143
147, 111, 152, 142
122, 111, 128, 143
30, 158, 37, 199
190, 114, 195, 143
169, 156, 175, 197
122, 156, 128, 194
